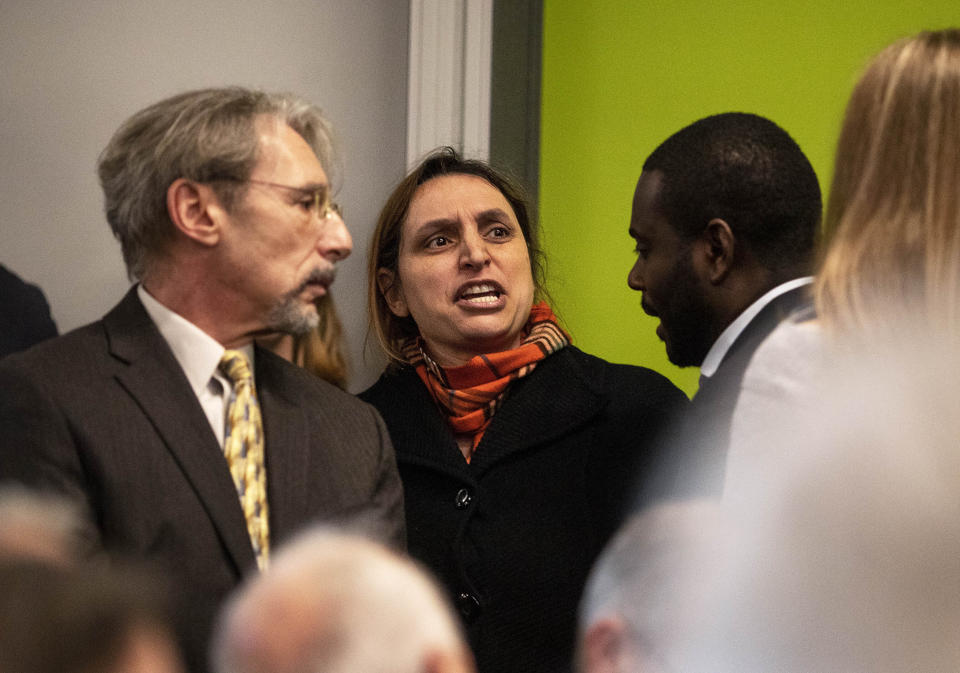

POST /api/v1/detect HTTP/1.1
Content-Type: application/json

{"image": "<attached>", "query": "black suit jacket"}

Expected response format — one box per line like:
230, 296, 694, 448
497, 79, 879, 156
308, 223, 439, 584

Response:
361, 346, 687, 673
0, 288, 404, 672
664, 284, 811, 497
0, 265, 58, 359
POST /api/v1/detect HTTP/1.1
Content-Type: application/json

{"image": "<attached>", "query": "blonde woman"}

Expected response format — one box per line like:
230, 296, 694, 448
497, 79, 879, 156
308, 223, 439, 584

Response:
726, 29, 960, 492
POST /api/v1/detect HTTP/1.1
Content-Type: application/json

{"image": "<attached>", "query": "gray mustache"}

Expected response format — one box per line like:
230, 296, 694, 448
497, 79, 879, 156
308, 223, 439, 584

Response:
299, 267, 336, 292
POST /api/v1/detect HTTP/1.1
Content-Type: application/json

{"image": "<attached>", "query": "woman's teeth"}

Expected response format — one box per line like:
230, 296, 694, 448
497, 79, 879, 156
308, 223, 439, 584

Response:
460, 284, 501, 303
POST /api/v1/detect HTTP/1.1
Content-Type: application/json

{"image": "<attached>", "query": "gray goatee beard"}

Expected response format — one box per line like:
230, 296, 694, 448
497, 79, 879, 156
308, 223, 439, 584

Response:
266, 267, 336, 335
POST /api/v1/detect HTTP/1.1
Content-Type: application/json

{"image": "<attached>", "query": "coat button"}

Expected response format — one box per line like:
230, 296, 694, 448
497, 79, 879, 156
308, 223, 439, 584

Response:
457, 591, 482, 622
455, 488, 472, 509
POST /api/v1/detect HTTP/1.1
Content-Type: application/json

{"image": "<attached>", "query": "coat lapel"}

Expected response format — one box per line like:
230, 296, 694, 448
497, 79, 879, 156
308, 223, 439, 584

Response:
471, 347, 606, 474
367, 348, 607, 478
364, 367, 475, 481
103, 289, 256, 574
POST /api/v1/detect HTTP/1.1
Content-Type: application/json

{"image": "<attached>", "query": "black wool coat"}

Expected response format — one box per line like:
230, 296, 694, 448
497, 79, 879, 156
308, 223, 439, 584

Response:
361, 345, 687, 673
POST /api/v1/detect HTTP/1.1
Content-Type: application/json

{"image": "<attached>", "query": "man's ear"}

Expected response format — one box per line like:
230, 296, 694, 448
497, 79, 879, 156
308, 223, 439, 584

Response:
698, 218, 736, 284
166, 178, 224, 247
582, 617, 628, 673
377, 267, 409, 317
422, 647, 476, 673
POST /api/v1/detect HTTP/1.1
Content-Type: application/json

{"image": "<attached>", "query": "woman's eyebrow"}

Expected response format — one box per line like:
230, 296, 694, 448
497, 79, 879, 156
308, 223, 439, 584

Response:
475, 207, 513, 222
414, 208, 513, 231
414, 217, 459, 232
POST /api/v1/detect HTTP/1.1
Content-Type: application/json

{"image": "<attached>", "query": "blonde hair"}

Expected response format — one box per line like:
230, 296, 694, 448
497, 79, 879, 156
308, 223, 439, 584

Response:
293, 295, 350, 390
815, 29, 960, 335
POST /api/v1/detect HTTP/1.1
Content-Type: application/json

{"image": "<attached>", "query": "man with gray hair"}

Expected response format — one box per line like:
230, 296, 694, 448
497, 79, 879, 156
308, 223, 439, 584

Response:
0, 87, 404, 673
212, 527, 474, 673
578, 501, 726, 673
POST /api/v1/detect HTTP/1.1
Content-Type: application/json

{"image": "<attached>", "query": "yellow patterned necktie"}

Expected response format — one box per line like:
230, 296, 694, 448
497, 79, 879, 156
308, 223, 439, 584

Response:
219, 350, 269, 570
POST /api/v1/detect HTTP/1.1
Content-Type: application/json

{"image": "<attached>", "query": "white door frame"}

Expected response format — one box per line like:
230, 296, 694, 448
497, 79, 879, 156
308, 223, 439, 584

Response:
406, 0, 492, 167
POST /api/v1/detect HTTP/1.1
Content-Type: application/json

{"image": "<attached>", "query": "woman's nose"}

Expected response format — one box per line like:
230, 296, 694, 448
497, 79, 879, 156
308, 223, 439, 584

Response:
459, 230, 490, 269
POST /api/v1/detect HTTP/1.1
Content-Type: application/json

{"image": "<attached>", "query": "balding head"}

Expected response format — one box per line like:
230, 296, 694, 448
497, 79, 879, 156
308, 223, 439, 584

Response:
579, 501, 728, 673
212, 527, 474, 673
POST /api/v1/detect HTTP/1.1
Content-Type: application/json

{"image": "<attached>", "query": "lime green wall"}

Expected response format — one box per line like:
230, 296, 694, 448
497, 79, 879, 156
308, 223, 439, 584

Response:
540, 1, 957, 396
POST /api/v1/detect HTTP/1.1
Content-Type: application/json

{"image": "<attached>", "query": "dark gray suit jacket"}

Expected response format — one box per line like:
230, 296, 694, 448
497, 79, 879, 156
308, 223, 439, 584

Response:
656, 284, 811, 498
0, 288, 404, 672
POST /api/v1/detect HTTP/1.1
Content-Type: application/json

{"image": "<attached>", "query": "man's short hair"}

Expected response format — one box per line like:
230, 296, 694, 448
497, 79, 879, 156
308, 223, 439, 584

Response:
97, 87, 336, 280
212, 527, 469, 673
643, 112, 821, 274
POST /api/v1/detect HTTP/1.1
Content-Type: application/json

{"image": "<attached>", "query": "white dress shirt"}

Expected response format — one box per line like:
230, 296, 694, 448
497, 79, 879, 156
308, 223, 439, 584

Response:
699, 277, 812, 378
137, 285, 254, 447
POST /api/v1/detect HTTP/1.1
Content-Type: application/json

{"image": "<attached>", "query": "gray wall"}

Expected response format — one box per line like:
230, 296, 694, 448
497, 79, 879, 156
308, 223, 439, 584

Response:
0, 0, 408, 390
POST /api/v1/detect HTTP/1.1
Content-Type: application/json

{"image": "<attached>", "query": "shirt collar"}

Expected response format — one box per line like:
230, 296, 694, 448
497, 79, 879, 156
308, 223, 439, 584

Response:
137, 285, 255, 394
699, 277, 812, 378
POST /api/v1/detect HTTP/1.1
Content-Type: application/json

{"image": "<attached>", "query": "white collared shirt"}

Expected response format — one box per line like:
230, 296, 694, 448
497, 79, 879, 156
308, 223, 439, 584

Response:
137, 285, 254, 447
699, 277, 813, 378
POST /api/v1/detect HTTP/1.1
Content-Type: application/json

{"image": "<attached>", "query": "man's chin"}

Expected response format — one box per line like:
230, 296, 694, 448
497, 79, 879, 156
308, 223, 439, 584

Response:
664, 340, 701, 369
267, 301, 319, 336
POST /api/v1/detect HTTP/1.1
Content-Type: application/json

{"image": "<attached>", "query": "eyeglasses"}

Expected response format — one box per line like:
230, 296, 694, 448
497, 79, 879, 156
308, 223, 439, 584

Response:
217, 178, 342, 220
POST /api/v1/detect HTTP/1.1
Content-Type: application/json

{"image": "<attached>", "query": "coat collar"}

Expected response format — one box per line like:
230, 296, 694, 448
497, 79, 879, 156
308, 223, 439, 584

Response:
367, 347, 607, 478
700, 278, 813, 377
470, 347, 605, 474
362, 363, 470, 479
715, 284, 811, 375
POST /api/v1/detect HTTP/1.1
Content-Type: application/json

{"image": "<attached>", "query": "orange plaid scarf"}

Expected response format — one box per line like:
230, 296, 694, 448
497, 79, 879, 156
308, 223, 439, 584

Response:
401, 302, 570, 461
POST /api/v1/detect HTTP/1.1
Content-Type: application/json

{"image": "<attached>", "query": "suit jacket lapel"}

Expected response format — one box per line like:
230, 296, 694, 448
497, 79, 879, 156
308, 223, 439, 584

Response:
717, 284, 812, 378
103, 288, 256, 574
684, 284, 812, 495
253, 348, 311, 543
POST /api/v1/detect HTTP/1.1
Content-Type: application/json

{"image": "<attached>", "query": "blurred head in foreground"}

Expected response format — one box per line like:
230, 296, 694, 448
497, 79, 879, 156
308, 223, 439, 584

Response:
0, 559, 184, 673
212, 527, 475, 673
583, 340, 960, 673
0, 485, 94, 564
715, 335, 960, 672
578, 501, 727, 673
677, 29, 960, 672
